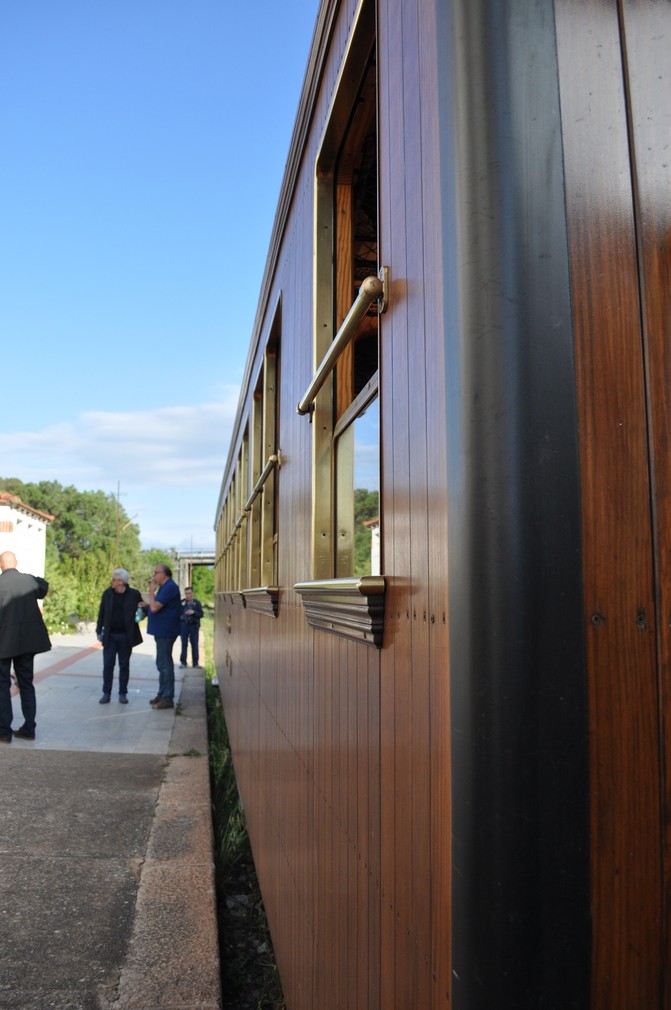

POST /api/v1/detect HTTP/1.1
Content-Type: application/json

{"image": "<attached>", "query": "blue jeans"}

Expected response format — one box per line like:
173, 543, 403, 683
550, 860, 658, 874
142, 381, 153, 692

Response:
155, 637, 177, 701
102, 632, 132, 695
0, 653, 36, 737
180, 624, 199, 666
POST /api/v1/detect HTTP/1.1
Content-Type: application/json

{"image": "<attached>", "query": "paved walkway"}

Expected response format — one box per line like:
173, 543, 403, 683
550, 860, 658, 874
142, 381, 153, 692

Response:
26, 632, 187, 754
0, 631, 221, 1010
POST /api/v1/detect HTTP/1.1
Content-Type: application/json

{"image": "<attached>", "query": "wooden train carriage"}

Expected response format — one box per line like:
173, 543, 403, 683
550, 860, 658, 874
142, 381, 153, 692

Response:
214, 0, 671, 1007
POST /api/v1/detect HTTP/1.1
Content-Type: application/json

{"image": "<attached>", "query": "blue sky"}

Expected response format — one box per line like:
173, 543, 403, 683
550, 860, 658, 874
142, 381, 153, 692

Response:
0, 1, 319, 549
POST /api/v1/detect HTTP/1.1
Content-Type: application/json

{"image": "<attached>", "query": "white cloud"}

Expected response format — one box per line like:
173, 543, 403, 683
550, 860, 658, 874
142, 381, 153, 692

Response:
0, 387, 240, 548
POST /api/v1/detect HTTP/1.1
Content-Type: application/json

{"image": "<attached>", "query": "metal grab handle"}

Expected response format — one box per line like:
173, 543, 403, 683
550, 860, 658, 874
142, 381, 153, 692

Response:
223, 453, 280, 552
244, 453, 279, 512
296, 272, 386, 416
225, 513, 246, 553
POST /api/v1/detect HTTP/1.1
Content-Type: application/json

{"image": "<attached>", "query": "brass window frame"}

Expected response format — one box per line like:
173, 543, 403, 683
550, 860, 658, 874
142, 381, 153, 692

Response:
241, 314, 281, 617
294, 0, 385, 647
311, 0, 378, 582
216, 305, 280, 618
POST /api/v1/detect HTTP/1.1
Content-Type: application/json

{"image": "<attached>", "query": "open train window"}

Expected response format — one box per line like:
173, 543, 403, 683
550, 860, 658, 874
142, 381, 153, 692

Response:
215, 436, 247, 603
233, 436, 248, 601
215, 499, 225, 596
333, 52, 379, 579
217, 475, 235, 595
216, 311, 280, 616
294, 0, 385, 647
242, 312, 280, 617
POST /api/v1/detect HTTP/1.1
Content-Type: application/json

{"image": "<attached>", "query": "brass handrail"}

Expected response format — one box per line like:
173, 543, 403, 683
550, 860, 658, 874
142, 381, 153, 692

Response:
244, 453, 279, 512
293, 575, 385, 596
296, 272, 386, 416
223, 452, 280, 552
224, 512, 246, 551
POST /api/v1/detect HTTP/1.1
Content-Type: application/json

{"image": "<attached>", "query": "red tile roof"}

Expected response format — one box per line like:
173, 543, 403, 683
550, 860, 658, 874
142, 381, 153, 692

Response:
0, 492, 54, 523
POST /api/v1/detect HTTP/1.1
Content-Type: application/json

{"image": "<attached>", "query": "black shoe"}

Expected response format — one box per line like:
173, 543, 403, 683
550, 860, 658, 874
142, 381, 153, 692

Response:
99, 693, 111, 704
118, 694, 128, 704
0, 735, 11, 744
14, 726, 35, 740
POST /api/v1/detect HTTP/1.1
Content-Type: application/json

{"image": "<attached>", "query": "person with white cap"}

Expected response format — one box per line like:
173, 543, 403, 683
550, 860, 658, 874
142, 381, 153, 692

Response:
95, 568, 144, 704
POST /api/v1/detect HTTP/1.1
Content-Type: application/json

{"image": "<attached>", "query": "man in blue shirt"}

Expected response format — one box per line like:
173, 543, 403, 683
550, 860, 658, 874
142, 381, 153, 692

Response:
143, 562, 181, 709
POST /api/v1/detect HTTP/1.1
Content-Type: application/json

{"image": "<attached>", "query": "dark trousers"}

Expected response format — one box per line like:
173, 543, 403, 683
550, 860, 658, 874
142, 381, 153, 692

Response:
180, 624, 199, 666
155, 636, 177, 700
0, 653, 36, 736
102, 632, 132, 695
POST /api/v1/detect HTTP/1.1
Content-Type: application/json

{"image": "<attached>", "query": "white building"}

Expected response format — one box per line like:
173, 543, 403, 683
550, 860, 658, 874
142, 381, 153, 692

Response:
0, 492, 53, 577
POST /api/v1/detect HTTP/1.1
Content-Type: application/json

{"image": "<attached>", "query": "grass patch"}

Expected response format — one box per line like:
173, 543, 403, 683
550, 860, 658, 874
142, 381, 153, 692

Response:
202, 617, 286, 1010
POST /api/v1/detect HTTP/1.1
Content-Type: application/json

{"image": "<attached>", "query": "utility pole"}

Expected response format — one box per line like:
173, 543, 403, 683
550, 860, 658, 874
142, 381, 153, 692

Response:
114, 481, 128, 565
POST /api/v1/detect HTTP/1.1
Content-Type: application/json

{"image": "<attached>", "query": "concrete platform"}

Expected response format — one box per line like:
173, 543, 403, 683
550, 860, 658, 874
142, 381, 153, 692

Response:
0, 631, 221, 1010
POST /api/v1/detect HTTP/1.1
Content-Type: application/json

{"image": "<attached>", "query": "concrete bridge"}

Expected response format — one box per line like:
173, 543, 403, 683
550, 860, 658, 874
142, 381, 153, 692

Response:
174, 549, 215, 591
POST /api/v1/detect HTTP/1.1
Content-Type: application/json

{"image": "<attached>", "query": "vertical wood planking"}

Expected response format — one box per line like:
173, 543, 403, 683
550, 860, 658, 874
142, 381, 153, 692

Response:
379, 0, 406, 1003
620, 1, 671, 990
215, 2, 450, 1008
403, 1, 433, 1006
376, 0, 396, 1003
417, 0, 451, 1002
379, 0, 443, 1005
555, 1, 663, 1005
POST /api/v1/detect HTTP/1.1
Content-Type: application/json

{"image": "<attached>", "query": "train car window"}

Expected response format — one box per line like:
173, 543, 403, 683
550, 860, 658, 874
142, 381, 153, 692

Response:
335, 388, 379, 577
215, 503, 224, 595
261, 343, 279, 587
246, 331, 279, 593
333, 56, 378, 578
334, 59, 378, 421
225, 492, 233, 590
249, 378, 264, 587
312, 0, 378, 581
217, 307, 280, 612
234, 436, 248, 595
224, 476, 235, 591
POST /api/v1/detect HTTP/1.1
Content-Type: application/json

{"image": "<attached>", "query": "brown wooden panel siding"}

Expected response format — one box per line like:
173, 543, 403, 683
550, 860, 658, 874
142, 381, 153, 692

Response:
377, 0, 450, 1007
215, 3, 450, 1009
555, 2, 663, 1006
378, 0, 408, 1004
403, 0, 434, 1006
311, 627, 330, 1007
418, 0, 451, 1000
215, 11, 387, 1008
621, 6, 671, 986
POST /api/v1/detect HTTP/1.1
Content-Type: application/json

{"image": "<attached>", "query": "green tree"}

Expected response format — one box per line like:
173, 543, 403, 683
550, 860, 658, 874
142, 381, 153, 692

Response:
0, 476, 143, 626
41, 568, 80, 633
192, 566, 215, 608
136, 548, 177, 593
0, 477, 26, 497
0, 477, 141, 569
354, 487, 379, 576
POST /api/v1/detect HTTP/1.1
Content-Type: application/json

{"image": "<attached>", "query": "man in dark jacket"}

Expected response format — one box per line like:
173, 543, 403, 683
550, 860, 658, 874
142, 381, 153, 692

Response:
0, 551, 51, 743
95, 567, 143, 704
179, 587, 204, 668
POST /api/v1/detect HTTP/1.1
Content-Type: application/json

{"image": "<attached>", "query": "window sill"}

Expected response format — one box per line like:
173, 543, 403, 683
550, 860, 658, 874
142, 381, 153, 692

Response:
242, 587, 279, 617
294, 576, 385, 648
221, 592, 245, 607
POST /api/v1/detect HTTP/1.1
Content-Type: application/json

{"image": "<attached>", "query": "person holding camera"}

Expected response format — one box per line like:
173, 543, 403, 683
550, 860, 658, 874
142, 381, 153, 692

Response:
179, 587, 203, 668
